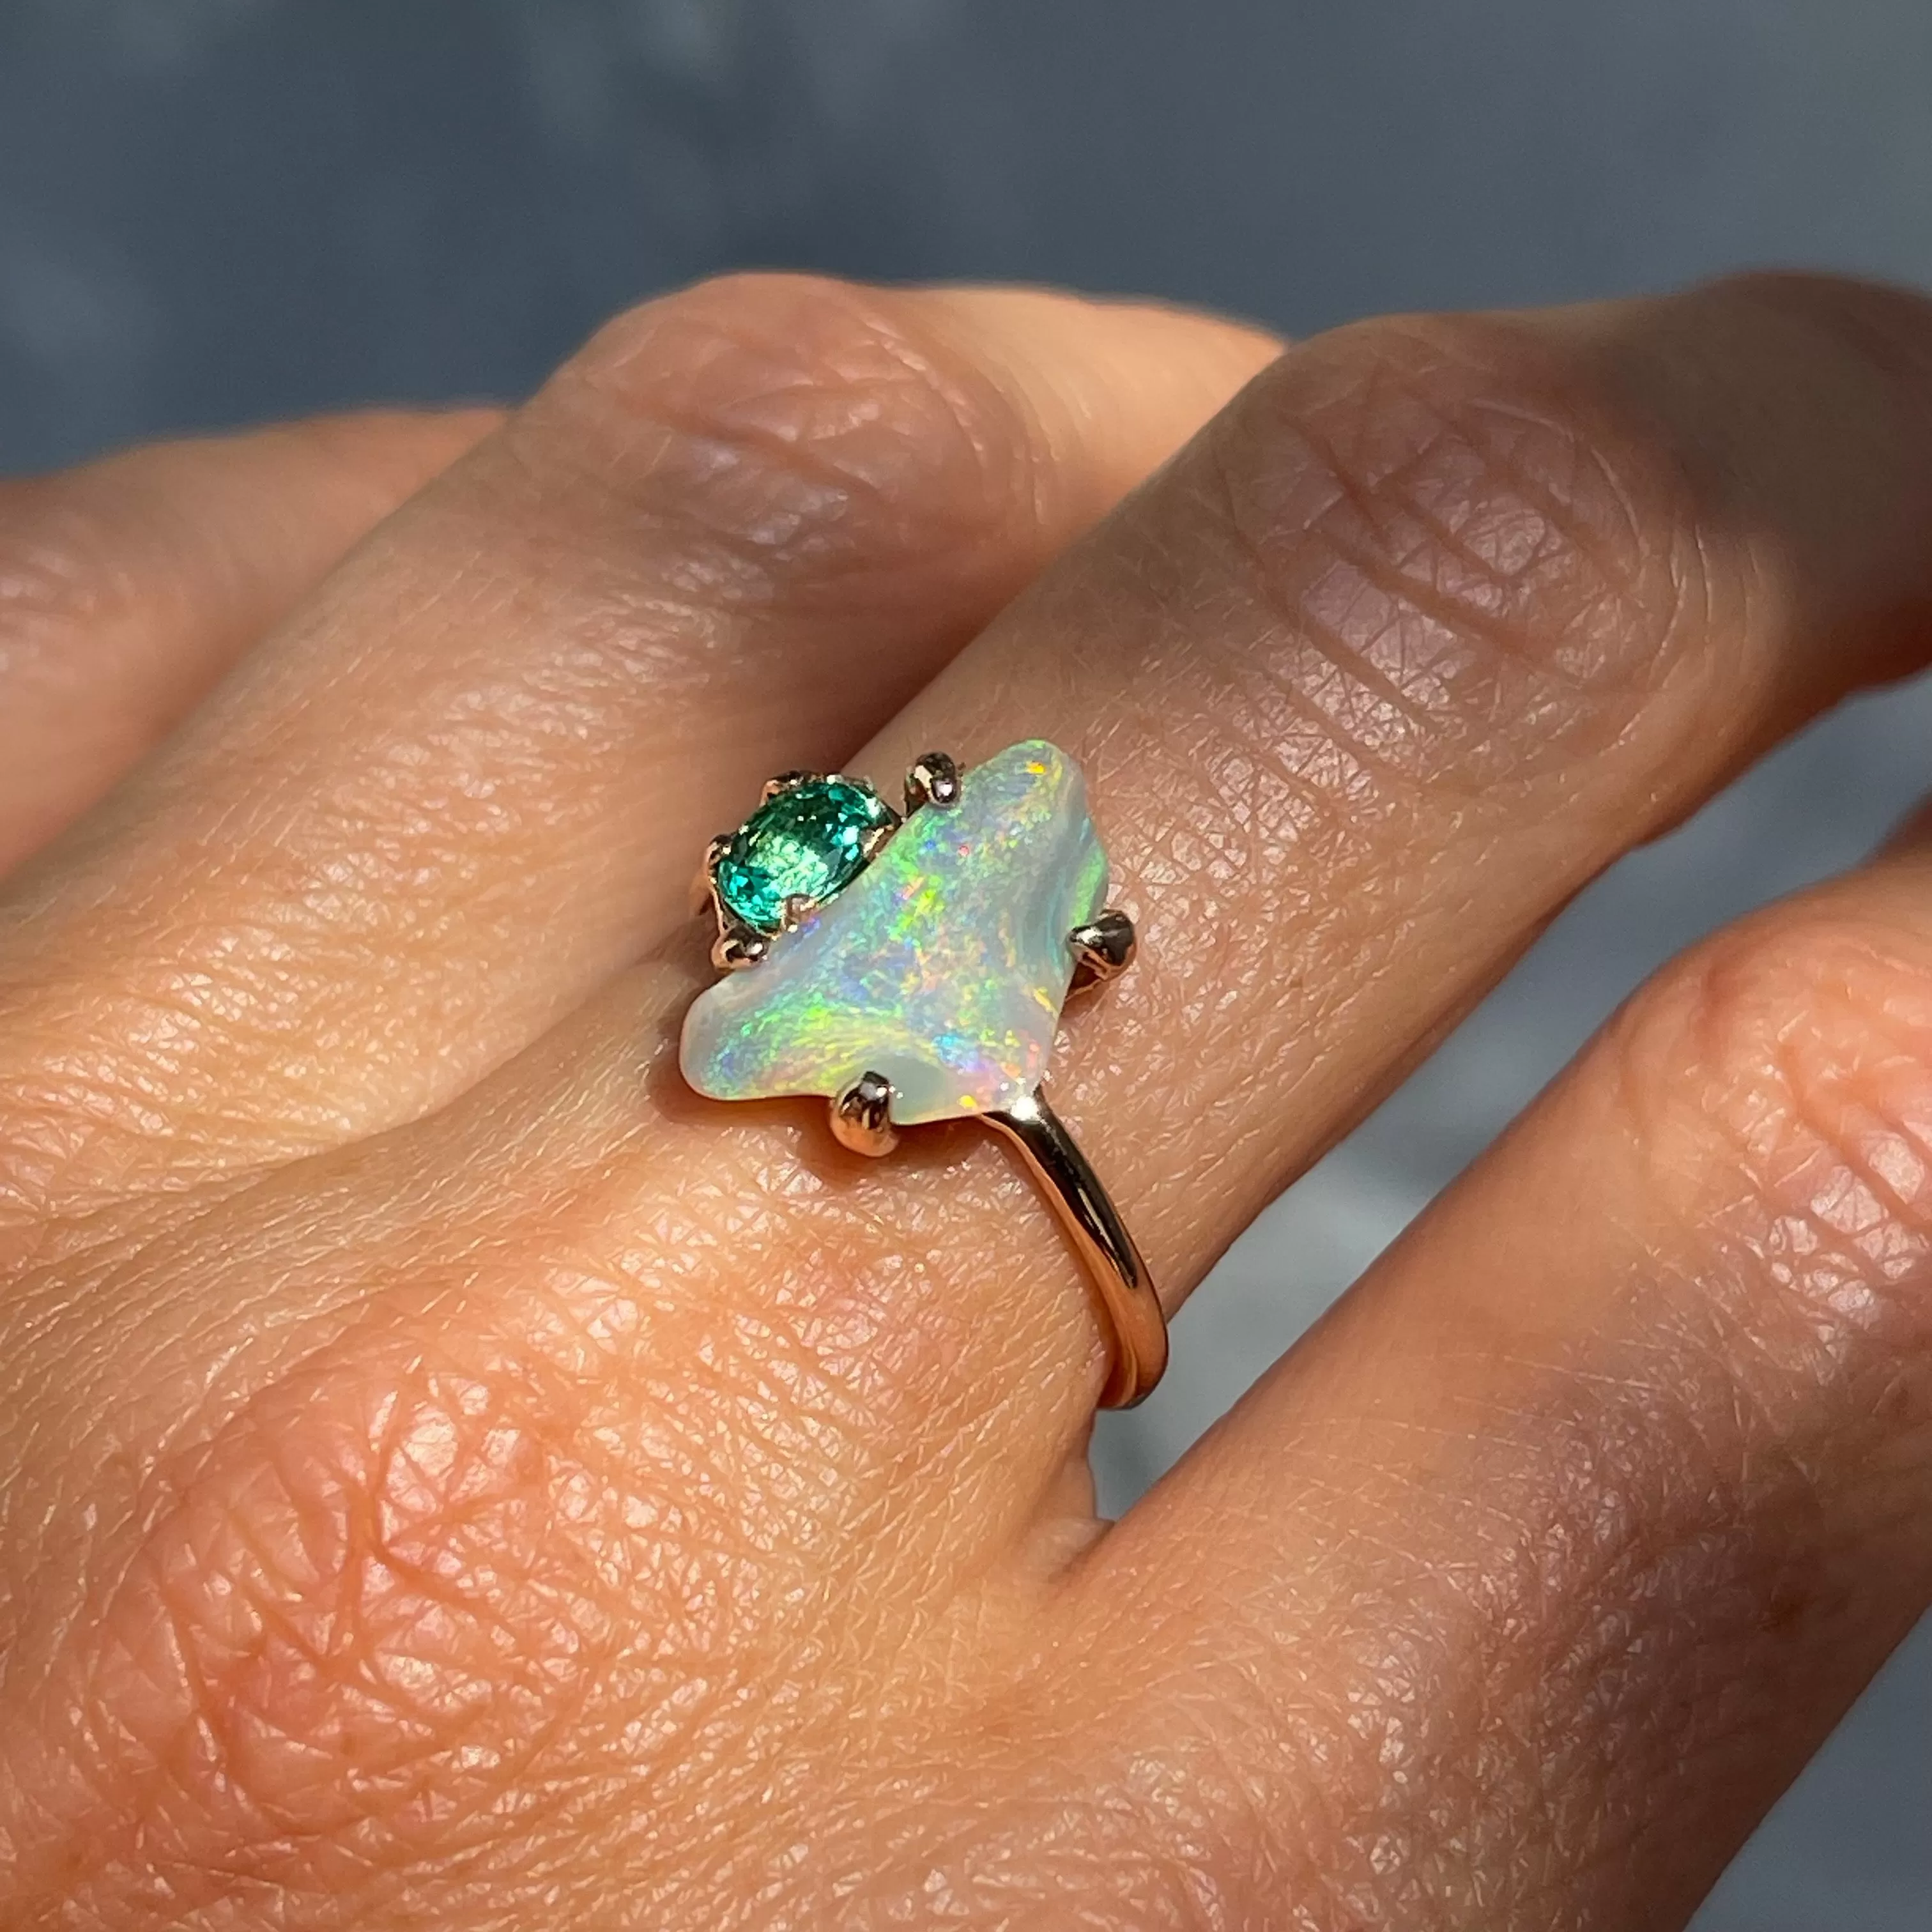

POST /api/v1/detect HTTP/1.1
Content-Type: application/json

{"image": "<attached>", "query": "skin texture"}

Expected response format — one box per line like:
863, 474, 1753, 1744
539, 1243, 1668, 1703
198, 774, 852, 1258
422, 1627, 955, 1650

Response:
0, 411, 502, 874
1, 270, 1931, 1927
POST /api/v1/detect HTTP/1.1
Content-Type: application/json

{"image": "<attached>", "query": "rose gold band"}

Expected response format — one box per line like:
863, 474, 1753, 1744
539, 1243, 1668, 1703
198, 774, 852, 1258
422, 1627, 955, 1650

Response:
984, 1085, 1168, 1407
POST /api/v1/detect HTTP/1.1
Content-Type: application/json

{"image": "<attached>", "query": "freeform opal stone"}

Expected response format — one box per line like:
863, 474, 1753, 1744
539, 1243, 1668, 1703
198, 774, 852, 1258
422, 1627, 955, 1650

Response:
681, 740, 1108, 1124
713, 775, 898, 934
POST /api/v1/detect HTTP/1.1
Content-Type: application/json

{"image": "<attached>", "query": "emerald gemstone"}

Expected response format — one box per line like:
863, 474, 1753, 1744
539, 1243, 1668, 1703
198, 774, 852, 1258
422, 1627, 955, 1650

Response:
715, 776, 897, 933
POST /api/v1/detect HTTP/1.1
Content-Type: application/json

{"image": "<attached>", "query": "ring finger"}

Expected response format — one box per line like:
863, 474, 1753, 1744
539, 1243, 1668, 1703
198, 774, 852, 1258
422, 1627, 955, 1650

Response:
72, 271, 1932, 1533
526, 272, 1932, 1529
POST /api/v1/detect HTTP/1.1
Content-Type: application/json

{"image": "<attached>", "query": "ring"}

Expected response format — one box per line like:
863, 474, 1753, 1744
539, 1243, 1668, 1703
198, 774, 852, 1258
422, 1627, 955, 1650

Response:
678, 739, 1169, 1407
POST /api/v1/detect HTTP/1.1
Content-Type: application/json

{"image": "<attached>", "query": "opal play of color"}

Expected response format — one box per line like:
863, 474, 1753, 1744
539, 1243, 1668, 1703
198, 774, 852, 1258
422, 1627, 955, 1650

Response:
714, 774, 898, 933
681, 740, 1108, 1124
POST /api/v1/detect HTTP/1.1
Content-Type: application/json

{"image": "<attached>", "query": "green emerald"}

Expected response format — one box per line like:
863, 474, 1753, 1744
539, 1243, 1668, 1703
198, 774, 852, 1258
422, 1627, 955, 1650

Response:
715, 776, 897, 933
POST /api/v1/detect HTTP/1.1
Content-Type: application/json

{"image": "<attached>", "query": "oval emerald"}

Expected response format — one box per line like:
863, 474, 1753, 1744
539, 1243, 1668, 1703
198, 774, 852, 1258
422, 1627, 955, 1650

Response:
715, 776, 898, 934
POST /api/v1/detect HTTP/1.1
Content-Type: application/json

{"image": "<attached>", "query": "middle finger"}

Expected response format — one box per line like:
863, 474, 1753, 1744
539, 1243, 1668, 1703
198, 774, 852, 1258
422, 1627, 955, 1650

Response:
0, 275, 1275, 1210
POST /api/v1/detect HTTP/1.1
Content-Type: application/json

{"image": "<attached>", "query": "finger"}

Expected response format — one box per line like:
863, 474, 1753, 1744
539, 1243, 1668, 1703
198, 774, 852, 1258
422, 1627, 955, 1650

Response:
0, 277, 1280, 1207
0, 410, 498, 873
56, 275, 1932, 1684
1046, 836, 1932, 1931
388, 274, 1932, 1602
844, 270, 1932, 1342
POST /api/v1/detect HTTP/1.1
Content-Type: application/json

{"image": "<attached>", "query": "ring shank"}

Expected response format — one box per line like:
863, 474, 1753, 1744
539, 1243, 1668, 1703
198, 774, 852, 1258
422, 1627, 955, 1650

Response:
983, 1086, 1168, 1407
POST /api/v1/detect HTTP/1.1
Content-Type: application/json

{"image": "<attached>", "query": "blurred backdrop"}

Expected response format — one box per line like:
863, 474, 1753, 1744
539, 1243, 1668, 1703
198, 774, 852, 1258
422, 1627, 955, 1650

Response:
4, 3, 1929, 1924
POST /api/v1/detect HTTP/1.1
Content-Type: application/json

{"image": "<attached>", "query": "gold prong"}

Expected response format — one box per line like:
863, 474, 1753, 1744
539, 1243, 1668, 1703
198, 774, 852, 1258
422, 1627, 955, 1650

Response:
712, 925, 770, 972
700, 832, 772, 969
859, 820, 898, 862
691, 832, 734, 914
1069, 908, 1136, 989
831, 1071, 899, 1156
779, 893, 816, 933
904, 751, 962, 814
760, 770, 816, 801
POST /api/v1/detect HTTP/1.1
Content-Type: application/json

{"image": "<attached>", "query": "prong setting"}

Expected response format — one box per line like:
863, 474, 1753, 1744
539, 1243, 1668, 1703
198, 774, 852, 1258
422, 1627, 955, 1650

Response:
831, 1071, 899, 1155
699, 769, 900, 967
693, 832, 735, 914
904, 751, 962, 815
712, 925, 770, 972
1070, 908, 1136, 989
700, 831, 775, 970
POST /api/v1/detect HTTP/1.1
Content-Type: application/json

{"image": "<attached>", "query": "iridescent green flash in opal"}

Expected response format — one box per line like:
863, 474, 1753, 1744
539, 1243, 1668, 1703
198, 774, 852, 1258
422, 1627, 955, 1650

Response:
714, 776, 898, 933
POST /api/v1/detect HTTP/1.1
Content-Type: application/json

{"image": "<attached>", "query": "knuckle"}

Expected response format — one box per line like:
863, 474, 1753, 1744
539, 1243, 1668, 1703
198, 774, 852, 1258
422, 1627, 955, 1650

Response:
6, 1340, 749, 1915
1609, 896, 1932, 1339
1198, 308, 1735, 801
528, 272, 1037, 588
1, 1209, 941, 1920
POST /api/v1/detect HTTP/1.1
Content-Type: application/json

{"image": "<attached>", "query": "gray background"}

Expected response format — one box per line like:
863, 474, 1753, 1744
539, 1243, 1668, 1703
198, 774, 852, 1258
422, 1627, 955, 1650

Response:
3, 3, 1928, 1924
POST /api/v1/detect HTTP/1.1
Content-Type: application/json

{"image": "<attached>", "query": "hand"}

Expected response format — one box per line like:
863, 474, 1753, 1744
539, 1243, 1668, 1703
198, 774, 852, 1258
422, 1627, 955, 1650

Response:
3, 270, 1930, 1929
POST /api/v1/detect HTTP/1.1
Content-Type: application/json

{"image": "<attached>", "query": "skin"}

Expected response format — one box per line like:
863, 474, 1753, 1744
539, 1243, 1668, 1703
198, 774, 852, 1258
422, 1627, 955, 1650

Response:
0, 268, 1929, 1927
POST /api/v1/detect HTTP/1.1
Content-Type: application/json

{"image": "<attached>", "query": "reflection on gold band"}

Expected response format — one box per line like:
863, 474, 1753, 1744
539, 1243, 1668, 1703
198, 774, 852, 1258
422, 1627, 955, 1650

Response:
983, 1084, 1167, 1409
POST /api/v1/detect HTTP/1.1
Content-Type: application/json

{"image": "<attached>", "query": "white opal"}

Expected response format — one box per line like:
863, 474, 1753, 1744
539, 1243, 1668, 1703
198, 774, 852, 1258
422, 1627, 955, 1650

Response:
680, 740, 1108, 1124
